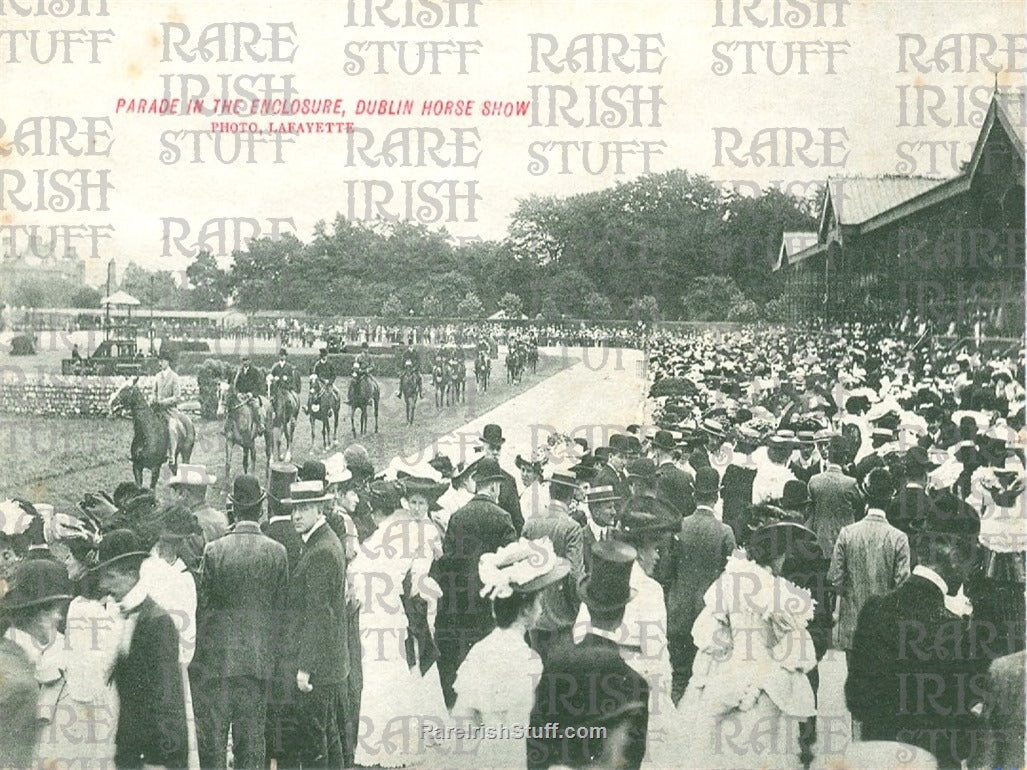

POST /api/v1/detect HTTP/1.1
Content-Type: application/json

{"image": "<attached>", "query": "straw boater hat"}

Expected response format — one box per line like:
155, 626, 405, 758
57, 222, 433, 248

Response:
167, 463, 217, 488
282, 480, 333, 506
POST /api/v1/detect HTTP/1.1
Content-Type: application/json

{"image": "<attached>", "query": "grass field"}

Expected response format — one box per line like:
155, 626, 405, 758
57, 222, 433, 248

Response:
0, 355, 570, 510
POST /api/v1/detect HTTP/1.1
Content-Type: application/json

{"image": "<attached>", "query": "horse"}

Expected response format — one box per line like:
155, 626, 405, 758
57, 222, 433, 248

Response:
474, 351, 491, 393
506, 348, 523, 384
308, 376, 341, 448
109, 379, 195, 489
398, 368, 422, 426
447, 359, 466, 404
270, 383, 299, 462
348, 372, 380, 435
432, 362, 446, 408
527, 344, 539, 374
218, 383, 272, 477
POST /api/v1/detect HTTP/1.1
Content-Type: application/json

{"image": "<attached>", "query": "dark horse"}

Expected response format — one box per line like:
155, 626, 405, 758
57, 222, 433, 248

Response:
219, 384, 272, 477
398, 367, 422, 426
474, 350, 491, 393
308, 376, 341, 448
432, 362, 446, 408
527, 343, 539, 374
109, 379, 195, 489
506, 347, 524, 384
348, 372, 380, 435
270, 383, 299, 462
447, 359, 466, 405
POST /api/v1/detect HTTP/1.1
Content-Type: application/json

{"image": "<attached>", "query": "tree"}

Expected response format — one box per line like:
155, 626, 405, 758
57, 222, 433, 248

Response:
679, 275, 747, 322
456, 292, 485, 318
185, 250, 229, 310
120, 263, 189, 310
12, 279, 45, 308
582, 291, 614, 319
381, 293, 404, 320
70, 286, 102, 308
498, 292, 524, 318
628, 295, 660, 324
421, 294, 444, 319
727, 298, 762, 322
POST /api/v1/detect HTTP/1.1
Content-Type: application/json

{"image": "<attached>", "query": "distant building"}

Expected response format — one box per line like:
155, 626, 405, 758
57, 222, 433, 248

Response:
775, 88, 1025, 335
1, 234, 87, 303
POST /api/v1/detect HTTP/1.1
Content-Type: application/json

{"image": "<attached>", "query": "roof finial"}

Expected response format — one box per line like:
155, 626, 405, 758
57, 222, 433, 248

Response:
993, 69, 999, 93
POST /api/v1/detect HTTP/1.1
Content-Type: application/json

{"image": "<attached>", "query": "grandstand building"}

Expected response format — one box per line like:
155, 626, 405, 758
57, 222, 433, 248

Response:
775, 89, 1025, 335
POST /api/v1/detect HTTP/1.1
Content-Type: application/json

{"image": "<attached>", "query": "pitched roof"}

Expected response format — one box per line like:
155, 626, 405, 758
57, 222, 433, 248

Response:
995, 88, 1026, 150
824, 176, 952, 227
774, 232, 819, 271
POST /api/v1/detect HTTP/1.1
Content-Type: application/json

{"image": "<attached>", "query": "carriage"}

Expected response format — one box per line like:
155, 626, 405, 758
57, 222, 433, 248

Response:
62, 336, 159, 376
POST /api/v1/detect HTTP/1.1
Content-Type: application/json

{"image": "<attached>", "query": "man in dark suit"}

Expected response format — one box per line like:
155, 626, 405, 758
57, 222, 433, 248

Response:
528, 540, 649, 769
721, 426, 760, 541
845, 516, 987, 768
807, 435, 863, 558
887, 446, 937, 537
664, 466, 736, 703
477, 423, 524, 534
285, 480, 349, 768
973, 649, 1026, 770
262, 463, 302, 569
193, 474, 288, 770
593, 434, 631, 506
93, 529, 188, 770
575, 485, 620, 577
432, 457, 517, 708
652, 429, 695, 517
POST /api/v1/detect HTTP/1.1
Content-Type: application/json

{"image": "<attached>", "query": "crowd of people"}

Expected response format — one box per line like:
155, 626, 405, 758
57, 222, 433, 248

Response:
0, 318, 1025, 770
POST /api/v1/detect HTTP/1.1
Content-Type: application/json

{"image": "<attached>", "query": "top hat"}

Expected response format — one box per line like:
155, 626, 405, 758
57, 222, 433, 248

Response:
694, 466, 720, 497
90, 529, 149, 574
268, 463, 297, 514
283, 480, 333, 506
578, 540, 637, 613
0, 560, 74, 612
479, 424, 506, 448
472, 457, 506, 485
167, 463, 217, 488
652, 430, 677, 452
298, 460, 327, 484
229, 475, 266, 509
781, 479, 811, 509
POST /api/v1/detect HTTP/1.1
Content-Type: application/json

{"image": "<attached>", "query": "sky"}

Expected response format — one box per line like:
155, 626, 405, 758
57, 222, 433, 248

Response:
2, 0, 1024, 285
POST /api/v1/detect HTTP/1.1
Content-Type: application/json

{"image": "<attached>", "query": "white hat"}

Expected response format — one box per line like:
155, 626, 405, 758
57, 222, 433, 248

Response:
168, 464, 217, 487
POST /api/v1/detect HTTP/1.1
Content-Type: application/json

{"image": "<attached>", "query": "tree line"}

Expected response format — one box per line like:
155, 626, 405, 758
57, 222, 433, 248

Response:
66, 171, 820, 322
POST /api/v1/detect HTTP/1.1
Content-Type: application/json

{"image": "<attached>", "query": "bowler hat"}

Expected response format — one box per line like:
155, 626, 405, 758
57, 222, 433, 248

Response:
472, 457, 506, 485
0, 560, 73, 612
781, 479, 811, 509
479, 424, 506, 447
298, 460, 327, 484
621, 435, 642, 456
608, 434, 628, 454
228, 475, 266, 508
578, 540, 637, 613
694, 466, 720, 497
904, 446, 939, 475
279, 348, 287, 356
652, 430, 677, 452
626, 458, 656, 480
90, 529, 149, 574
282, 480, 333, 506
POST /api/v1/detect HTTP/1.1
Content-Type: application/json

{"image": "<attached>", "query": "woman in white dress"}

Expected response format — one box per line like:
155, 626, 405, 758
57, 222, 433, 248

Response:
351, 479, 449, 768
45, 510, 124, 768
677, 523, 818, 770
449, 538, 570, 770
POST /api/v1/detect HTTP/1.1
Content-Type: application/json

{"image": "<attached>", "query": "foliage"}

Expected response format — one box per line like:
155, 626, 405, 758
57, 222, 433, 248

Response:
498, 292, 524, 319
70, 286, 102, 308
421, 294, 444, 319
456, 291, 485, 318
195, 359, 235, 419
119, 263, 190, 310
582, 292, 614, 320
185, 250, 229, 310
763, 295, 793, 323
726, 298, 762, 322
381, 293, 404, 320
628, 295, 660, 324
680, 276, 747, 322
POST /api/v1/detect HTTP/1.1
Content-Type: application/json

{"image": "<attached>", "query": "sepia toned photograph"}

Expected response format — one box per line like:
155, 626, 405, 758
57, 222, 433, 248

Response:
1, 1, 1025, 768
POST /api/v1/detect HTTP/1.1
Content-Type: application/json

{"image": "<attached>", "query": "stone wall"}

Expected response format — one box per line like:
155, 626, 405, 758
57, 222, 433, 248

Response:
0, 376, 199, 417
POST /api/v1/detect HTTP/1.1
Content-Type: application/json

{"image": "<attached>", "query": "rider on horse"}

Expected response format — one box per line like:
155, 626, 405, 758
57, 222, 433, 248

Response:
308, 347, 339, 412
153, 351, 183, 464
233, 356, 269, 435
269, 347, 300, 395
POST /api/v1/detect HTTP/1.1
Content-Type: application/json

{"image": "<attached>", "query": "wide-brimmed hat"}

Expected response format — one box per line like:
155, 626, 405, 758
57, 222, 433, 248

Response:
479, 424, 506, 448
367, 479, 406, 513
781, 479, 811, 509
401, 477, 448, 511
90, 529, 149, 574
578, 540, 637, 613
472, 457, 506, 485
228, 475, 266, 508
478, 538, 571, 599
428, 453, 456, 478
282, 480, 333, 506
0, 560, 74, 612
515, 448, 547, 474
167, 463, 217, 487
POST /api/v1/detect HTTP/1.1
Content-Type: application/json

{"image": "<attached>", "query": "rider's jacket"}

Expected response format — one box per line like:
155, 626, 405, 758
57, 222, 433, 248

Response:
313, 358, 334, 380
234, 365, 265, 397
154, 368, 181, 407
270, 361, 300, 392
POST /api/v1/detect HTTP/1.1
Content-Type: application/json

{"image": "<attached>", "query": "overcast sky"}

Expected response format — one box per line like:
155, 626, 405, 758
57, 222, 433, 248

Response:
4, 0, 1024, 284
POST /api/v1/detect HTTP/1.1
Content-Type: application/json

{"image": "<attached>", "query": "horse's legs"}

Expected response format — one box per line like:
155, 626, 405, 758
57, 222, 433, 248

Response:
132, 462, 143, 488
150, 466, 161, 489
374, 398, 379, 433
